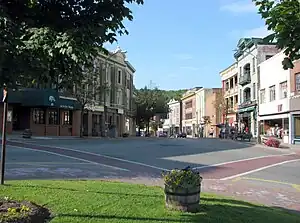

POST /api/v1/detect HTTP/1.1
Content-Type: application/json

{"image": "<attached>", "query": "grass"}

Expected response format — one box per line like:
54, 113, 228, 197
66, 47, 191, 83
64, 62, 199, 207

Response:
0, 180, 299, 223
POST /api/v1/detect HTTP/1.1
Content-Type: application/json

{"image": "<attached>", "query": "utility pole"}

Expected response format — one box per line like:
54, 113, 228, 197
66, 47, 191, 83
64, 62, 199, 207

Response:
0, 85, 8, 185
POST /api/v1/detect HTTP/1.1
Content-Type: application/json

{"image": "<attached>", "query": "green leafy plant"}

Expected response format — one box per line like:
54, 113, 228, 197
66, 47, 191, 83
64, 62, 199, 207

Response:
162, 167, 202, 190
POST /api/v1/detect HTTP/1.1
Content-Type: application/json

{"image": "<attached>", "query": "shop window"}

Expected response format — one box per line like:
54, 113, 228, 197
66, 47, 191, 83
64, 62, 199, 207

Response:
63, 111, 72, 125
294, 116, 300, 138
33, 109, 45, 124
48, 111, 58, 125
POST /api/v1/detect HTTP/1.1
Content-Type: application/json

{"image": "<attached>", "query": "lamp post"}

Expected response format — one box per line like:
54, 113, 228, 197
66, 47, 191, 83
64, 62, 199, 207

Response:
0, 84, 8, 185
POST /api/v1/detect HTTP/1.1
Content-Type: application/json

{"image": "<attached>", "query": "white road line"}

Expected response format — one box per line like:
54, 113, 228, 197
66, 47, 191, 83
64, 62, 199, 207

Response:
220, 159, 300, 181
10, 145, 129, 172
192, 153, 296, 170
10, 142, 169, 171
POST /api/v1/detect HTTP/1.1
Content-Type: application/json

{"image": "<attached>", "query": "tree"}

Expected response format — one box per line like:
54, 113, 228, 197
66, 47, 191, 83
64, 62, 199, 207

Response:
213, 91, 229, 124
72, 67, 109, 137
135, 87, 169, 133
253, 0, 300, 69
1, 0, 144, 87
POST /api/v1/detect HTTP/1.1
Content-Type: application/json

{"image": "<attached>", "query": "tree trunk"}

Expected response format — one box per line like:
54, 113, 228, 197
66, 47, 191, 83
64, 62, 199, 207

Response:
80, 106, 84, 138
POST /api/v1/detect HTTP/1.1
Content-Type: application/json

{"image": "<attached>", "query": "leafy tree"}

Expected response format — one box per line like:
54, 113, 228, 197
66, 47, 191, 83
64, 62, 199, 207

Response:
135, 87, 169, 133
213, 91, 228, 124
253, 0, 300, 69
1, 0, 144, 87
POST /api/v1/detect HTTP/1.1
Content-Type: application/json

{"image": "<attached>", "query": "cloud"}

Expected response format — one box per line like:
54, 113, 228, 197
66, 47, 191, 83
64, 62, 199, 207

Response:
173, 53, 193, 60
179, 66, 199, 71
220, 0, 257, 13
228, 25, 273, 39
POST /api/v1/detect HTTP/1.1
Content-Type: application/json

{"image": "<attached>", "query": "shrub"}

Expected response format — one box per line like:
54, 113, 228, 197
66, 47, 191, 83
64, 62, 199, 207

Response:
162, 166, 202, 190
264, 137, 281, 148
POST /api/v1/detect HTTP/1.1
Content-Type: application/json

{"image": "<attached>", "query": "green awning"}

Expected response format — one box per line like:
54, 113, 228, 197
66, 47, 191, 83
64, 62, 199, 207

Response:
238, 106, 255, 113
59, 96, 81, 110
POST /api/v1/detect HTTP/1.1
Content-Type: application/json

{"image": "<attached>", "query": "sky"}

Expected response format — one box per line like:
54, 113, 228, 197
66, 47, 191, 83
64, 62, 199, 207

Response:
105, 0, 272, 90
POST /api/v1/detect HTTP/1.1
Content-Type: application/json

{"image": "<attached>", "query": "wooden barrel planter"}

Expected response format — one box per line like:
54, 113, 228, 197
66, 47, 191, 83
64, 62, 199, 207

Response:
165, 184, 201, 213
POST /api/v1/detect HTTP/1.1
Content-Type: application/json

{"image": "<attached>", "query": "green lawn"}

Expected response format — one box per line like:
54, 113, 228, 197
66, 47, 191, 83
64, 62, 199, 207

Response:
0, 180, 299, 223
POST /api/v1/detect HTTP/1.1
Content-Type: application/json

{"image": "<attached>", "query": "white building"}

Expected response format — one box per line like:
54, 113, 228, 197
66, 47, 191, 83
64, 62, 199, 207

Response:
234, 35, 279, 137
258, 51, 290, 142
165, 99, 181, 134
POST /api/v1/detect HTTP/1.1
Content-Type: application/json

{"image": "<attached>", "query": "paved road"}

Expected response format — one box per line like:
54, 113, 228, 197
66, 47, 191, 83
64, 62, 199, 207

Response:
2, 137, 300, 212
3, 137, 299, 180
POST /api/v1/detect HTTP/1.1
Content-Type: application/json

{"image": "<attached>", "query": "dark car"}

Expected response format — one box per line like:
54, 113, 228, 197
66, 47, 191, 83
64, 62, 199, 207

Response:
178, 132, 187, 138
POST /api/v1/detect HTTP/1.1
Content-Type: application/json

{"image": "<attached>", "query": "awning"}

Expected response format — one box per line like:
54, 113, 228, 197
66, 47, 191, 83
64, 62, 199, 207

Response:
238, 106, 255, 113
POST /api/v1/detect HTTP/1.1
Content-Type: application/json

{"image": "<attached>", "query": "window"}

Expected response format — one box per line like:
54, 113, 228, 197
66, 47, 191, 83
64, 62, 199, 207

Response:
252, 57, 255, 73
269, 85, 276, 101
253, 83, 256, 100
185, 113, 192, 120
280, 81, 287, 99
239, 89, 242, 103
118, 70, 122, 84
295, 116, 300, 137
48, 111, 58, 125
296, 73, 300, 92
260, 89, 265, 104
185, 100, 192, 109
32, 109, 45, 124
239, 67, 242, 75
63, 111, 72, 125
116, 90, 122, 105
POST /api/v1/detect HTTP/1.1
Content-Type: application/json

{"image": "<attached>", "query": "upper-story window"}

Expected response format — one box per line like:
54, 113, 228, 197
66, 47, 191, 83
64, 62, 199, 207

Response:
185, 100, 192, 109
118, 70, 122, 84
243, 63, 250, 76
252, 57, 255, 74
279, 81, 287, 99
253, 83, 256, 100
296, 73, 300, 92
269, 85, 276, 101
260, 89, 265, 104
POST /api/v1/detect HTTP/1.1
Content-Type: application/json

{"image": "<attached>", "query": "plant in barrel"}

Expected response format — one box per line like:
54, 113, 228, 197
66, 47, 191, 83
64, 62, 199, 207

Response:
162, 166, 202, 212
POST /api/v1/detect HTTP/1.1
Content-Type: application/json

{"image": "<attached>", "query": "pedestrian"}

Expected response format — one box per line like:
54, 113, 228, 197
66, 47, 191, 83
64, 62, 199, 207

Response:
209, 127, 214, 137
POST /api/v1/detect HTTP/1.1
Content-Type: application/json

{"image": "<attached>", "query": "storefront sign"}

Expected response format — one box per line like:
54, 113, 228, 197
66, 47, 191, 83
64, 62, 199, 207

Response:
118, 109, 124, 114
238, 100, 256, 109
48, 95, 56, 106
238, 106, 256, 113
60, 105, 74, 110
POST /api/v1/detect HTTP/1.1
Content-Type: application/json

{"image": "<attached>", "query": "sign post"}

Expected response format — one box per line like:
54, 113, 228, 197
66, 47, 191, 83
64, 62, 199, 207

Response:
0, 85, 8, 185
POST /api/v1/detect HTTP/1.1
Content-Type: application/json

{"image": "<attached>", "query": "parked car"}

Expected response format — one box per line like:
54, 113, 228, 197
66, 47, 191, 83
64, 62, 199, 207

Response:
178, 132, 187, 138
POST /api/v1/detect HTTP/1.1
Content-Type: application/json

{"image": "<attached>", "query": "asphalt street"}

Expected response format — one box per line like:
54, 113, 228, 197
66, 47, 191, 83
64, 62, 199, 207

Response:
2, 136, 300, 212
3, 137, 300, 183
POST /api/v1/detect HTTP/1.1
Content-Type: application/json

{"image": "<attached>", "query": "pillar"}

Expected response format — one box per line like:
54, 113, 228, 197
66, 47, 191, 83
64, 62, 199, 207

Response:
87, 111, 92, 136
289, 113, 293, 144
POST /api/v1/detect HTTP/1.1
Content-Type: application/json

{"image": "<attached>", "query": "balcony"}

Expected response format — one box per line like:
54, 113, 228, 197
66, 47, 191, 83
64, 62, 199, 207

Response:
239, 72, 251, 86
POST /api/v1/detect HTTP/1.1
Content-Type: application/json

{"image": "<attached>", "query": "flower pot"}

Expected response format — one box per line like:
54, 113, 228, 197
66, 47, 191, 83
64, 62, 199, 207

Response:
164, 184, 201, 213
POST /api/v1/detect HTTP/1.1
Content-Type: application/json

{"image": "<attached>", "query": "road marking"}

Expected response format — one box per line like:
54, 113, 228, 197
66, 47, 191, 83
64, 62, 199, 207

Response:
240, 177, 300, 192
10, 141, 169, 171
10, 145, 129, 172
220, 159, 300, 180
192, 153, 296, 170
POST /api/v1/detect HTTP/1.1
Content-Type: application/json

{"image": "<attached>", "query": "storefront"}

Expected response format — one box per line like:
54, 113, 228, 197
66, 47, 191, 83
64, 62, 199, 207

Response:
237, 101, 257, 137
1, 88, 81, 136
258, 113, 289, 141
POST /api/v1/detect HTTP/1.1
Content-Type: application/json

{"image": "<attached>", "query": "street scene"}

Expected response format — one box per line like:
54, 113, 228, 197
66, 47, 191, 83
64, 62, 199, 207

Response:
4, 136, 300, 212
2, 0, 300, 222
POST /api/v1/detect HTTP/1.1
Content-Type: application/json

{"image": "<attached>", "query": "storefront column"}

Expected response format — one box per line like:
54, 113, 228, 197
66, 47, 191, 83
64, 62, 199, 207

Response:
289, 114, 293, 144
87, 111, 92, 136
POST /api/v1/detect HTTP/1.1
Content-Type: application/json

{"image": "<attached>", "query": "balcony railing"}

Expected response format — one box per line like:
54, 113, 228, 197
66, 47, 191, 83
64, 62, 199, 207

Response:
239, 71, 251, 86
